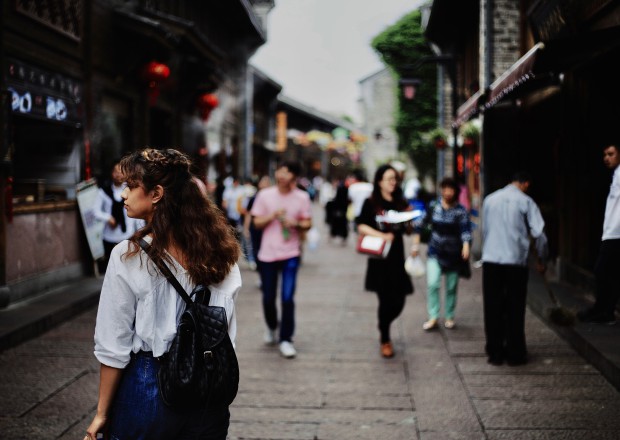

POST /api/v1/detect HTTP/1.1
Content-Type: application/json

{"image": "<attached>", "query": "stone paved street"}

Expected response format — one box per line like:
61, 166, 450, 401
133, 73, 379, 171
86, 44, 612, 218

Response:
1, 216, 620, 439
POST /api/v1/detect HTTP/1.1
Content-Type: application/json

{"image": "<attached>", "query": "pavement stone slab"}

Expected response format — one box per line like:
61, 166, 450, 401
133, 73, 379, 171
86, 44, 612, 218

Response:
1, 210, 620, 439
486, 430, 620, 440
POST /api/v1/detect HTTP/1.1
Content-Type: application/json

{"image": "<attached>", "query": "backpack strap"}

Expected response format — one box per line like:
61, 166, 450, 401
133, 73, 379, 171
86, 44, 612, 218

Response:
137, 238, 212, 306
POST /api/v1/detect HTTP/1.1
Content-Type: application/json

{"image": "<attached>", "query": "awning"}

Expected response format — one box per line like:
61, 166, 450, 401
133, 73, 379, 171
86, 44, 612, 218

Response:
453, 43, 546, 127
484, 26, 620, 110
453, 89, 484, 128
485, 43, 545, 109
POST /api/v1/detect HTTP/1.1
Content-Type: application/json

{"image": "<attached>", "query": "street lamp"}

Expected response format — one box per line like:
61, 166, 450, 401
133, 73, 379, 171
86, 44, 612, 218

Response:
397, 55, 458, 179
399, 78, 422, 101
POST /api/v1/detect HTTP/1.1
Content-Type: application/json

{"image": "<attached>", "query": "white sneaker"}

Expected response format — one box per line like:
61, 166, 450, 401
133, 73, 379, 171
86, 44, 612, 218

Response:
248, 261, 257, 271
264, 328, 277, 345
279, 341, 297, 358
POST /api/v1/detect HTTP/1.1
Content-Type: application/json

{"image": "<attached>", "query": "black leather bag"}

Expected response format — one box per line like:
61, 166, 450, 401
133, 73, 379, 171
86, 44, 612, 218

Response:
139, 239, 239, 410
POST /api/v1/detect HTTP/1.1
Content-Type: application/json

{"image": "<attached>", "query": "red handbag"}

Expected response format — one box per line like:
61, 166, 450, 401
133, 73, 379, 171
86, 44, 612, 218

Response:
356, 234, 392, 258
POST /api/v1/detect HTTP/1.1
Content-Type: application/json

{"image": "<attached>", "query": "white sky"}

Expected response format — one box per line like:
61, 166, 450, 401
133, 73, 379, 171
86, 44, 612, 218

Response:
250, 0, 424, 124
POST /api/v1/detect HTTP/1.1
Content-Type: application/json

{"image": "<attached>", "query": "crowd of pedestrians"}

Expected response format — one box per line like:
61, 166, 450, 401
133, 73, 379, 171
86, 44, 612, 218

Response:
85, 145, 619, 439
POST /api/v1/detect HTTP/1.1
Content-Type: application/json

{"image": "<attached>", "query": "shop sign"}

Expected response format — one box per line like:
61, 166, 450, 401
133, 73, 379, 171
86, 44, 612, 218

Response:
5, 58, 83, 125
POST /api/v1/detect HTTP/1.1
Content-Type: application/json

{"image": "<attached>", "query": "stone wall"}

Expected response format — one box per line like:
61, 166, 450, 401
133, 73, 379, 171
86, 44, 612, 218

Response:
359, 68, 399, 179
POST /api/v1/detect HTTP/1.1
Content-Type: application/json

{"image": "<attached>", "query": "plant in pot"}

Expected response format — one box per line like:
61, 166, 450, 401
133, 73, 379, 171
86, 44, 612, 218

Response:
424, 127, 448, 150
460, 121, 480, 149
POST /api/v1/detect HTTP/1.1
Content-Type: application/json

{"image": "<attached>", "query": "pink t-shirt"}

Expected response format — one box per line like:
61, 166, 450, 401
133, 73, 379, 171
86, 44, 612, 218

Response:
251, 186, 312, 263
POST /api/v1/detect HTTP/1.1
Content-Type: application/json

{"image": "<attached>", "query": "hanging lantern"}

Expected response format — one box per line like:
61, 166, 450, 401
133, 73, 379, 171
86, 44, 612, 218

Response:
198, 93, 219, 121
141, 61, 171, 106
434, 138, 447, 150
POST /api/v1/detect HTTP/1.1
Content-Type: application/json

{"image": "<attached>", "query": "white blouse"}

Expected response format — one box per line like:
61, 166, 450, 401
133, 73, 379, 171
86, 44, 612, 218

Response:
94, 240, 241, 369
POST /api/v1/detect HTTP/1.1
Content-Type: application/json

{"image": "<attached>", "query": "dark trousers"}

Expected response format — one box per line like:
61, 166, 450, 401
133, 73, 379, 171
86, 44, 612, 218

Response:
98, 240, 118, 273
593, 239, 620, 316
482, 263, 528, 363
377, 290, 406, 343
259, 257, 300, 342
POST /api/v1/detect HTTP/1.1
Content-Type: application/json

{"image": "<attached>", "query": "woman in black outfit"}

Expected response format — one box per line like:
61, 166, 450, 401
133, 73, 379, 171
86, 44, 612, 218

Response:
357, 164, 414, 358
328, 182, 349, 244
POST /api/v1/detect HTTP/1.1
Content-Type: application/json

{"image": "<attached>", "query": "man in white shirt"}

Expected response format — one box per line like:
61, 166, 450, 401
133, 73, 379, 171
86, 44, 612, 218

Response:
347, 170, 373, 220
578, 144, 620, 324
481, 172, 548, 366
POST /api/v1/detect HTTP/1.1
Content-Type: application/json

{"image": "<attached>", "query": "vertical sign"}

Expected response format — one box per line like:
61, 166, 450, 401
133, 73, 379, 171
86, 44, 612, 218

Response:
276, 111, 287, 152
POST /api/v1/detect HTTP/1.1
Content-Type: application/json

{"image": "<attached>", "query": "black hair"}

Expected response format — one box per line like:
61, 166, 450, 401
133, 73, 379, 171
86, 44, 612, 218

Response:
604, 144, 620, 153
440, 177, 461, 198
351, 168, 366, 182
370, 164, 408, 210
512, 171, 532, 184
278, 160, 302, 177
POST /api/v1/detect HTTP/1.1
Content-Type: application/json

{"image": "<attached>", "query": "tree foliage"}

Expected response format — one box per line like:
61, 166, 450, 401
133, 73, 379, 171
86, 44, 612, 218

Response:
371, 8, 437, 178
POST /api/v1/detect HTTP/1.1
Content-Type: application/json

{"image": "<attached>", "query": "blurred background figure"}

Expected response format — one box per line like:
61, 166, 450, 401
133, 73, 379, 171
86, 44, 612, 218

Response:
244, 175, 272, 274
326, 180, 349, 245
347, 169, 373, 228
95, 158, 143, 273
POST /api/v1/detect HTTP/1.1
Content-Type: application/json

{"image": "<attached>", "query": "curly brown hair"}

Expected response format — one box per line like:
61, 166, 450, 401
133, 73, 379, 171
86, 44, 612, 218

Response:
121, 148, 240, 286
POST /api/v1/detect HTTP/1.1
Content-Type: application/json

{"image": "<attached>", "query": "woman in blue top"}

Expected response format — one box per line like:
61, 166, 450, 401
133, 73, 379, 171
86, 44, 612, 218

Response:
413, 178, 471, 330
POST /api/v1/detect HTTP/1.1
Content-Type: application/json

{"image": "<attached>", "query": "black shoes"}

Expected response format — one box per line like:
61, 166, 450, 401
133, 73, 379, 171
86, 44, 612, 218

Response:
487, 354, 528, 366
487, 356, 503, 366
577, 308, 617, 325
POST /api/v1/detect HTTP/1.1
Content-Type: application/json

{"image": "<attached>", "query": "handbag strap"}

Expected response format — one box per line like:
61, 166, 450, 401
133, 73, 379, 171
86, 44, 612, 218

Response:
138, 238, 211, 306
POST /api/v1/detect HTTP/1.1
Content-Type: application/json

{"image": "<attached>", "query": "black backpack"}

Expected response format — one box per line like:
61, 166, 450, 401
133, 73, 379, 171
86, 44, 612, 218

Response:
139, 239, 239, 409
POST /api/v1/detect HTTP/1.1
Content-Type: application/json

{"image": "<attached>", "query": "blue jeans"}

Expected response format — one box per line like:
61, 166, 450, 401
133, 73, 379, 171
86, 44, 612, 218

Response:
108, 351, 230, 440
259, 257, 300, 342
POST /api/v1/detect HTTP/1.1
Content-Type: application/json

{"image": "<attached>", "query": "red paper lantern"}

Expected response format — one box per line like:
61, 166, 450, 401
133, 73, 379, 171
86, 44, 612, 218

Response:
198, 93, 219, 121
141, 61, 171, 106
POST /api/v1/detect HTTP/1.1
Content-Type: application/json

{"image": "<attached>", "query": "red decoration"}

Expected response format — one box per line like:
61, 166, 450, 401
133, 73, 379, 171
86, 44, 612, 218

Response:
463, 137, 475, 148
434, 138, 446, 149
141, 61, 171, 106
198, 93, 219, 121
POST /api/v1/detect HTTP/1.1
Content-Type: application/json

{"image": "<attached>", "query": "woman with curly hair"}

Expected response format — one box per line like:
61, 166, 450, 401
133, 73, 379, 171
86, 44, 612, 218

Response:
86, 148, 241, 440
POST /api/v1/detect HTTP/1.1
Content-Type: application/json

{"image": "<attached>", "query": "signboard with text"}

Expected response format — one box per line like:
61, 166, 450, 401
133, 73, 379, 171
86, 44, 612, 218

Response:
76, 179, 105, 261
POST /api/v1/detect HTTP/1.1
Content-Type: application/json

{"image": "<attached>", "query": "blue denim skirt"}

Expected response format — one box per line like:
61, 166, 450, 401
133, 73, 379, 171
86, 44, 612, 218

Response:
108, 351, 230, 440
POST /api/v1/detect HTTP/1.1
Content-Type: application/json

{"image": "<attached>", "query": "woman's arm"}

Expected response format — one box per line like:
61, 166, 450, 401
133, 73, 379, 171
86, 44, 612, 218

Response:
358, 223, 394, 242
410, 233, 421, 257
459, 208, 472, 260
86, 364, 124, 439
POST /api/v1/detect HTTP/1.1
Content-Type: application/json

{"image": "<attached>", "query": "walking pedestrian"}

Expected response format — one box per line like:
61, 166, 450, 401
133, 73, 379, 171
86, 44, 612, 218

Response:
94, 159, 143, 272
347, 169, 373, 222
481, 171, 548, 366
86, 148, 241, 440
413, 178, 472, 331
251, 161, 312, 358
243, 175, 272, 273
357, 164, 415, 359
578, 143, 620, 324
327, 181, 349, 245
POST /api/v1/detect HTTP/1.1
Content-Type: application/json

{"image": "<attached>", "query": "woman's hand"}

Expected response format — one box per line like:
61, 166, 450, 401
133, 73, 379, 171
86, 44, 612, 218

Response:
383, 232, 395, 242
410, 244, 420, 257
461, 242, 470, 260
85, 413, 108, 440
